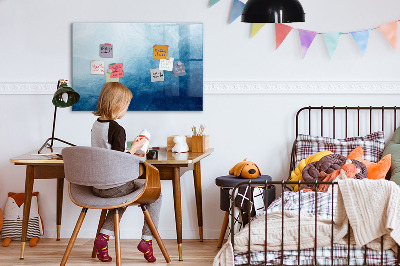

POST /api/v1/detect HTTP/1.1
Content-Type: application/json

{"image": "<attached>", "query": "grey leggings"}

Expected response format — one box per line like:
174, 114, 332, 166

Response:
92, 180, 162, 240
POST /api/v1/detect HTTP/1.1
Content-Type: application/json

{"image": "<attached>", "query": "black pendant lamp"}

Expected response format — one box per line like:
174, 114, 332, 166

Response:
242, 0, 305, 23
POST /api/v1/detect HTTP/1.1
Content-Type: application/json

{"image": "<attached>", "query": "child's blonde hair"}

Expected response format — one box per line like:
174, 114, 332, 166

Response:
93, 82, 133, 120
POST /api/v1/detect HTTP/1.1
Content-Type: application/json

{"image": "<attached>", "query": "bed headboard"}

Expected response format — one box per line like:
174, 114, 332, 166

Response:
290, 106, 400, 179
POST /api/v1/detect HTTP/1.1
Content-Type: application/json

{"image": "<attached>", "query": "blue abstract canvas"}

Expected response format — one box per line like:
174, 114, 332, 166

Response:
72, 23, 203, 111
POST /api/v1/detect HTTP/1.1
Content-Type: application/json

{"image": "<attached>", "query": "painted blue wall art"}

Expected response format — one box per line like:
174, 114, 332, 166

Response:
72, 23, 203, 111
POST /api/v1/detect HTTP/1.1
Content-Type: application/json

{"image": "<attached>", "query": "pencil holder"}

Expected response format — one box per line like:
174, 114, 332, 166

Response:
191, 135, 209, 153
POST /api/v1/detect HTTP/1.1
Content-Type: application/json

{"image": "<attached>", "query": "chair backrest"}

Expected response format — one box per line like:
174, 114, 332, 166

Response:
62, 146, 145, 187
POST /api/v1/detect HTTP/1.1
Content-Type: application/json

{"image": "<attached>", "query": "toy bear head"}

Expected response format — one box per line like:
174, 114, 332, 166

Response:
229, 159, 261, 179
173, 135, 184, 143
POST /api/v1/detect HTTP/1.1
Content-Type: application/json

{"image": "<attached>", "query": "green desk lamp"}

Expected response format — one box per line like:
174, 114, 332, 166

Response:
38, 79, 80, 154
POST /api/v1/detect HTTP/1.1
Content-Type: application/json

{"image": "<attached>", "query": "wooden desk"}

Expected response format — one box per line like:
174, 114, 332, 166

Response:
10, 147, 213, 261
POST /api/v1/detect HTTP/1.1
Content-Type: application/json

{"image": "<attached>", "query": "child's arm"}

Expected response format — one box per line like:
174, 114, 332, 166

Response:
128, 137, 147, 155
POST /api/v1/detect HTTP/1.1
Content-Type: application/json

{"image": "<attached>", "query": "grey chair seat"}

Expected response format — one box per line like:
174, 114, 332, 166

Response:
69, 180, 145, 208
61, 146, 170, 265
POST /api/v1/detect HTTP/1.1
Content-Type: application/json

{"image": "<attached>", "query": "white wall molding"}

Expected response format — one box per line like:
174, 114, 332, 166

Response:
204, 81, 400, 94
1, 81, 400, 95
0, 83, 55, 94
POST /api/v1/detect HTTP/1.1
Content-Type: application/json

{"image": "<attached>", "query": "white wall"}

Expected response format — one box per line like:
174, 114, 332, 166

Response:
1, 0, 400, 239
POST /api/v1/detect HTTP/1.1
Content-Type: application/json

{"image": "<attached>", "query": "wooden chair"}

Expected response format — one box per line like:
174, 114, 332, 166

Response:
60, 146, 171, 265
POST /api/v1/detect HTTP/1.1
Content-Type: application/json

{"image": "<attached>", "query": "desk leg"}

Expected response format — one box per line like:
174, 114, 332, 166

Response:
20, 165, 35, 259
56, 178, 64, 241
193, 161, 203, 242
172, 167, 183, 261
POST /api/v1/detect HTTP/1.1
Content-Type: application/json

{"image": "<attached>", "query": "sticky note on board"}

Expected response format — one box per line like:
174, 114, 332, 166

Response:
91, 60, 105, 75
99, 43, 113, 58
153, 45, 169, 59
106, 72, 120, 82
159, 57, 174, 71
173, 62, 186, 77
109, 63, 124, 78
150, 69, 164, 82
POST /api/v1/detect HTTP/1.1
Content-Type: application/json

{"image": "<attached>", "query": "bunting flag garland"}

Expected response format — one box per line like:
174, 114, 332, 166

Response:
351, 29, 370, 55
229, 0, 245, 24
275, 23, 293, 49
251, 23, 266, 38
323, 33, 341, 58
298, 29, 317, 58
209, 0, 220, 8
378, 21, 398, 50
209, 6, 400, 57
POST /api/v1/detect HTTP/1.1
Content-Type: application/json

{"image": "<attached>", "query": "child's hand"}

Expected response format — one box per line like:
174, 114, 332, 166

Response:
134, 148, 149, 157
129, 137, 147, 155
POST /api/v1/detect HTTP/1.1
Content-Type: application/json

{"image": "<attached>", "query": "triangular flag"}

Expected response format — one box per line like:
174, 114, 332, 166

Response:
378, 21, 398, 50
275, 23, 293, 49
298, 29, 317, 58
229, 0, 245, 24
351, 29, 370, 55
323, 33, 341, 58
209, 0, 220, 7
251, 23, 266, 38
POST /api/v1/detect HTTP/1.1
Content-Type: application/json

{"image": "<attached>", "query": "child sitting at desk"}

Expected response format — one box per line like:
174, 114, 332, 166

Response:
91, 82, 162, 263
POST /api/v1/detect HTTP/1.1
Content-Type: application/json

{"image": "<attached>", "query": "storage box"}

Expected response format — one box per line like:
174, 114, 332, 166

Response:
167, 135, 192, 151
191, 135, 209, 153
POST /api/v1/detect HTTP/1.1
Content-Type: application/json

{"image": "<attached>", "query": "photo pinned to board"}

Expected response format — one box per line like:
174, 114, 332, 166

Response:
150, 69, 164, 82
90, 60, 105, 75
106, 72, 119, 82
153, 45, 169, 59
109, 63, 124, 78
173, 61, 186, 77
99, 43, 113, 58
159, 57, 174, 71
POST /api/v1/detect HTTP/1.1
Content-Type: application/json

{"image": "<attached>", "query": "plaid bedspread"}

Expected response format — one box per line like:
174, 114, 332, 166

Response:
234, 191, 397, 265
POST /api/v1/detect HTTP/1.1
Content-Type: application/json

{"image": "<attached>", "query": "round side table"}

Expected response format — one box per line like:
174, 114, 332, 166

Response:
215, 175, 275, 248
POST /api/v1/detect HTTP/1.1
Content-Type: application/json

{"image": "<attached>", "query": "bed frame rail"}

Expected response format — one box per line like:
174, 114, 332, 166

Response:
289, 106, 400, 182
231, 180, 400, 266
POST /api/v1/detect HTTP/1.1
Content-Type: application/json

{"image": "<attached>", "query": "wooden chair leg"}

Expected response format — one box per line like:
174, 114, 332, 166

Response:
91, 209, 108, 258
114, 210, 121, 266
141, 205, 171, 263
60, 208, 88, 266
217, 211, 230, 248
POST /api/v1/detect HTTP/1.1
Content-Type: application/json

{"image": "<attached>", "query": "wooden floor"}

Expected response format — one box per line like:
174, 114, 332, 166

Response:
0, 239, 222, 265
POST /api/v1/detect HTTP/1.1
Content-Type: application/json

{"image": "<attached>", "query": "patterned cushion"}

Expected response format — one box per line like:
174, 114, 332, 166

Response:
295, 131, 385, 166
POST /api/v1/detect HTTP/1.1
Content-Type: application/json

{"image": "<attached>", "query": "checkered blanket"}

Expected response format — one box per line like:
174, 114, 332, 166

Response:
234, 191, 397, 265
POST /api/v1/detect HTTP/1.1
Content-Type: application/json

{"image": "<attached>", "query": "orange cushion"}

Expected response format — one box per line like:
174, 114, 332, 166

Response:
347, 146, 391, 180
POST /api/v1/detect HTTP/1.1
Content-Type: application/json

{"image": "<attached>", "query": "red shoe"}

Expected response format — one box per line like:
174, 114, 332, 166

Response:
137, 239, 156, 262
94, 233, 112, 262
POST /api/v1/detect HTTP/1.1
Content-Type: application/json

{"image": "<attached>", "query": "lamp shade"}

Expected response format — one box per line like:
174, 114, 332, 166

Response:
52, 84, 80, 108
241, 0, 305, 23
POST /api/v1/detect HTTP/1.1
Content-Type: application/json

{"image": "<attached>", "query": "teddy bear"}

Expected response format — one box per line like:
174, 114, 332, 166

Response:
1, 192, 44, 247
172, 135, 189, 153
229, 159, 261, 179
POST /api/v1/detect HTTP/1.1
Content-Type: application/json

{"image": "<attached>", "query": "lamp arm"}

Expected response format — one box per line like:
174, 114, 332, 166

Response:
50, 105, 58, 148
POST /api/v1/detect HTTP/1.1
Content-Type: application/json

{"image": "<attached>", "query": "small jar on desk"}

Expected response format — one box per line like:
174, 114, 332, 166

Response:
215, 175, 275, 248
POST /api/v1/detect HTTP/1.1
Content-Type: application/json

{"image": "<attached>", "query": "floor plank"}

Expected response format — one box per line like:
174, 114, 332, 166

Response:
0, 239, 221, 265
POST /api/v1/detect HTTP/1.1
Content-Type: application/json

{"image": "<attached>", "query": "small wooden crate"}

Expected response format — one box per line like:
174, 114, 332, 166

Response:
191, 135, 209, 153
167, 135, 192, 151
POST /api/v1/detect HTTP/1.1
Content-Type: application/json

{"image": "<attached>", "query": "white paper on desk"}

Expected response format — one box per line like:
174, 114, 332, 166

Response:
159, 58, 174, 71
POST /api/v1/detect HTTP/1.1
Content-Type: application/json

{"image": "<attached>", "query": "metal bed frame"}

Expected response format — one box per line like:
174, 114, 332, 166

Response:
230, 106, 400, 266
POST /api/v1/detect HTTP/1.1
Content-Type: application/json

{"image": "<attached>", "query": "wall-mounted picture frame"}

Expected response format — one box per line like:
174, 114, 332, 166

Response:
72, 23, 203, 111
